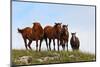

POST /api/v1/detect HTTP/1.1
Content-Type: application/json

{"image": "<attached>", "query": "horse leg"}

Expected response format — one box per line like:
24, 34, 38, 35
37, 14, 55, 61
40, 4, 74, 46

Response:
45, 38, 48, 51
28, 40, 32, 50
49, 39, 51, 51
23, 38, 27, 50
39, 39, 43, 51
53, 39, 55, 51
60, 39, 63, 45
66, 42, 68, 51
72, 45, 75, 51
57, 39, 60, 51
36, 40, 38, 51
62, 44, 65, 51
62, 41, 65, 51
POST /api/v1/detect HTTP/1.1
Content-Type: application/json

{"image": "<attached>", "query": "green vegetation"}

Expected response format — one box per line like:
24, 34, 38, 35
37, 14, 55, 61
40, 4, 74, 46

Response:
12, 49, 95, 66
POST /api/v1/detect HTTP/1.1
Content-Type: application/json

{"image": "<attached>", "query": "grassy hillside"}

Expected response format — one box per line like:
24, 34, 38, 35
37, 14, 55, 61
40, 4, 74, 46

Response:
12, 49, 95, 66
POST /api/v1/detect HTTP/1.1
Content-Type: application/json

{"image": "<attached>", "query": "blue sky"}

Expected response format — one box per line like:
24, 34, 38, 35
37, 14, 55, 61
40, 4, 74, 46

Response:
12, 1, 95, 54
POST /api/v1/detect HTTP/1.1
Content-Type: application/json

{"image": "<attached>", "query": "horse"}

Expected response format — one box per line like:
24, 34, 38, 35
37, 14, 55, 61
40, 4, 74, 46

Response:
70, 32, 80, 51
18, 22, 44, 51
32, 22, 44, 51
60, 24, 69, 51
18, 27, 33, 50
44, 23, 62, 51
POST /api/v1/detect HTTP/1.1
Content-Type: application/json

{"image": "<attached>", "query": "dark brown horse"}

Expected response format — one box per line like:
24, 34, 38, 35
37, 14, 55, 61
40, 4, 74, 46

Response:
60, 25, 69, 51
70, 32, 80, 51
18, 22, 44, 51
44, 23, 62, 51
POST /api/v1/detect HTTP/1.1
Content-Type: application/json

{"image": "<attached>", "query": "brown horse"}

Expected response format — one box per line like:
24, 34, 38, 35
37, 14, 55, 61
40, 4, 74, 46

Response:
32, 22, 44, 51
18, 27, 33, 50
60, 25, 69, 51
18, 22, 44, 51
44, 23, 62, 51
70, 32, 80, 51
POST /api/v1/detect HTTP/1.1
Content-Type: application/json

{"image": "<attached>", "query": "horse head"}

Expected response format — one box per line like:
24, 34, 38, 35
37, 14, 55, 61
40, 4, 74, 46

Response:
32, 22, 41, 27
32, 22, 44, 39
71, 32, 76, 36
71, 32, 76, 41
54, 22, 62, 33
62, 24, 68, 31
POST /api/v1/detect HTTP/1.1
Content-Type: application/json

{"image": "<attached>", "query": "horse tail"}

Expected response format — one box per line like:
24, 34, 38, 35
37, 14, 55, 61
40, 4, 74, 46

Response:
18, 28, 23, 33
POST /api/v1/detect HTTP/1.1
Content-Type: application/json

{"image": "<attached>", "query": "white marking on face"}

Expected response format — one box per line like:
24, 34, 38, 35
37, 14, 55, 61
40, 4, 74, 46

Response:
73, 35, 76, 42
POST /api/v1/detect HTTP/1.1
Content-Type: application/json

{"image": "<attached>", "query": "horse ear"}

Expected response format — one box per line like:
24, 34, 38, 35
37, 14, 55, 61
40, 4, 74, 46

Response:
75, 32, 76, 34
32, 23, 34, 24
55, 22, 57, 24
58, 23, 62, 25
33, 23, 35, 26
17, 28, 19, 30
65, 24, 68, 28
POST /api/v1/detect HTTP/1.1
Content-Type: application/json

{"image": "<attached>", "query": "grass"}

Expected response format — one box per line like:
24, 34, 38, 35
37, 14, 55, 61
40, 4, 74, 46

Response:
12, 49, 95, 66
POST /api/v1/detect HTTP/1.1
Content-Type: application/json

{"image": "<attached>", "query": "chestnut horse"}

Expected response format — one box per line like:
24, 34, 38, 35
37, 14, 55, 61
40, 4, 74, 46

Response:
70, 32, 80, 51
60, 25, 69, 51
44, 23, 62, 51
18, 22, 44, 51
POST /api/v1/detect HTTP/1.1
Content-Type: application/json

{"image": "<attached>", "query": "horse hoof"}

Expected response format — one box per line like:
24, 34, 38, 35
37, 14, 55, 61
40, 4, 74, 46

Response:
39, 49, 41, 52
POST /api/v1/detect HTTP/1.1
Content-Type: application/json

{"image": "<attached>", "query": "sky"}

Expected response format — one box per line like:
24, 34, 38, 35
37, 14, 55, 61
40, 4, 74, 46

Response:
12, 1, 96, 54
